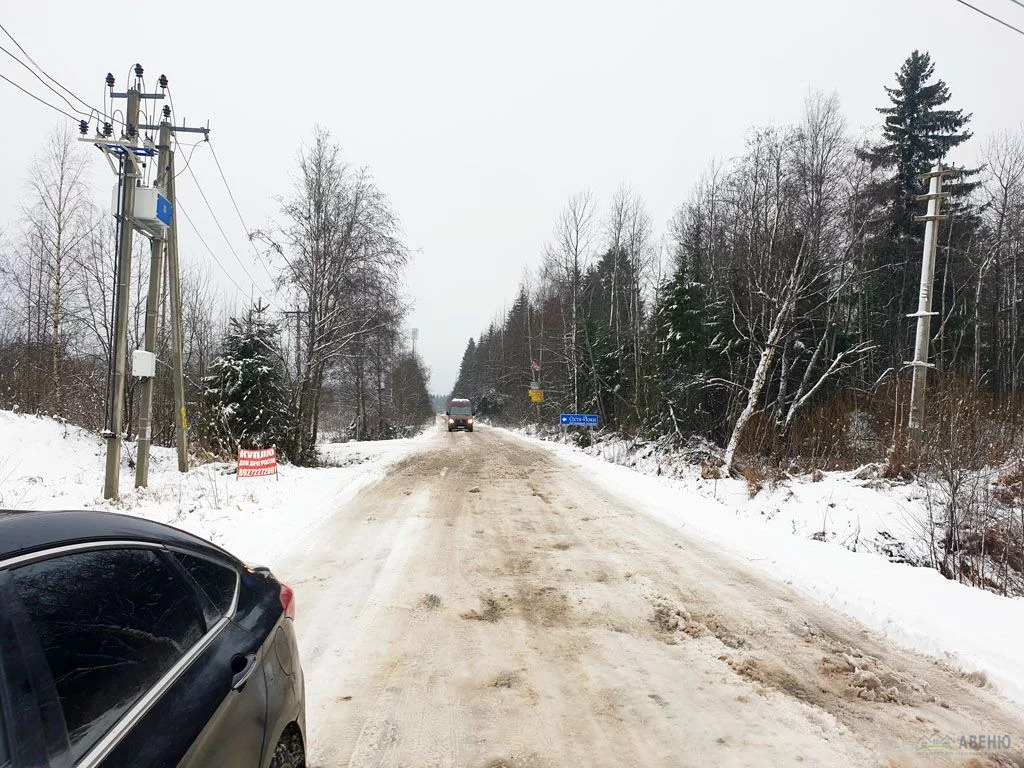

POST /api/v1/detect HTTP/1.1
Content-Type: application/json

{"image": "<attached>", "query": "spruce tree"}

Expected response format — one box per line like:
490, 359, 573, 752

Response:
652, 266, 720, 438
203, 306, 296, 461
861, 50, 975, 240
451, 338, 477, 399
858, 50, 977, 367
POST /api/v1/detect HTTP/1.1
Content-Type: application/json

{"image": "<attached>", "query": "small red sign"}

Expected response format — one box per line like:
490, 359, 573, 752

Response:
531, 360, 541, 372
238, 446, 278, 478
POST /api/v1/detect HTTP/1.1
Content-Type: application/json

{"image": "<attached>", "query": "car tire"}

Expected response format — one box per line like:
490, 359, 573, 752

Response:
468, 427, 473, 432
269, 725, 305, 768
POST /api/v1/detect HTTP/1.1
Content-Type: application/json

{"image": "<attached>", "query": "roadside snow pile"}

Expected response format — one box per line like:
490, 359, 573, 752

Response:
0, 409, 430, 566
516, 426, 932, 566
507, 428, 1024, 706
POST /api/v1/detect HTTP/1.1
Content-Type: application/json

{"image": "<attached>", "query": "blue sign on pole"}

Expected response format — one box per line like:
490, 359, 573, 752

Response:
155, 193, 173, 227
559, 413, 599, 427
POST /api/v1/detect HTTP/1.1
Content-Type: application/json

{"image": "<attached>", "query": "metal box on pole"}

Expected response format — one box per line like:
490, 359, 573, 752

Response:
112, 183, 172, 236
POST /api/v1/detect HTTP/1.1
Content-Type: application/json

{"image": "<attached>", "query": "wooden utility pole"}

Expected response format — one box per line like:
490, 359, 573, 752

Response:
906, 165, 956, 456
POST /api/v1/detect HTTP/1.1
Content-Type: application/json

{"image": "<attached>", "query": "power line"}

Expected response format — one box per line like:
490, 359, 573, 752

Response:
0, 43, 95, 119
173, 139, 207, 181
176, 198, 253, 300
208, 140, 278, 283
182, 158, 268, 286
951, 0, 1024, 35
1002, 0, 1024, 10
0, 71, 79, 121
0, 22, 118, 126
177, 175, 282, 310
163, 86, 280, 311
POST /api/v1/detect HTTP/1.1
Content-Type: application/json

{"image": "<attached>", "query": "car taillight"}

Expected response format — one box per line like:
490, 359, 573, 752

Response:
279, 583, 295, 620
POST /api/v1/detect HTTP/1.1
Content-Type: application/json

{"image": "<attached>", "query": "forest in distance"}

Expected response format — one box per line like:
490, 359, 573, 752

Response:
454, 50, 1024, 473
448, 51, 1024, 594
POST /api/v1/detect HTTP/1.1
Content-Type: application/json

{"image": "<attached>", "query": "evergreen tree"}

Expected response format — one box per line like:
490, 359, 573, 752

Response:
451, 338, 477, 400
651, 266, 728, 439
203, 306, 296, 461
858, 50, 977, 367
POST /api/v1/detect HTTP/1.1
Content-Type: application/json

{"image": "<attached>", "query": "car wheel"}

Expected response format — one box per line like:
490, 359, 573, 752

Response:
468, 427, 473, 432
269, 725, 305, 768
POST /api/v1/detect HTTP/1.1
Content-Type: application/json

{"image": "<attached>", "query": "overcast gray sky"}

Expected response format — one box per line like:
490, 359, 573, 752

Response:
1, 0, 1021, 392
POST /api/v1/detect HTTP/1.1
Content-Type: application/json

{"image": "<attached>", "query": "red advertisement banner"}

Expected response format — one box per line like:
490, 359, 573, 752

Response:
238, 447, 277, 478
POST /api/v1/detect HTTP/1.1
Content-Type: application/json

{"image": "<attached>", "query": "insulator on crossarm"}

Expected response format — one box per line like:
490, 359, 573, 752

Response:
105, 73, 115, 89
78, 120, 88, 135
162, 105, 171, 119
134, 63, 143, 78
159, 74, 168, 89
103, 122, 113, 137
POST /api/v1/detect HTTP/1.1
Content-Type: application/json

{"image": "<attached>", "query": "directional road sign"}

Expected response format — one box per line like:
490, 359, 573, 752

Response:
559, 413, 598, 427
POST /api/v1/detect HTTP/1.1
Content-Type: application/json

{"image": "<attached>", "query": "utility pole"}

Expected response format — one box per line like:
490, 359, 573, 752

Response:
135, 121, 171, 487
165, 150, 189, 473
906, 165, 956, 456
102, 84, 142, 500
85, 66, 208, 496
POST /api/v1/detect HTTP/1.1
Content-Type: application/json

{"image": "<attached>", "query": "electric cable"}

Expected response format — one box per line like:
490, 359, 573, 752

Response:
0, 43, 98, 119
165, 85, 279, 297
208, 140, 278, 284
176, 198, 252, 300
951, 0, 1024, 35
0, 71, 79, 121
0, 22, 106, 117
177, 181, 283, 311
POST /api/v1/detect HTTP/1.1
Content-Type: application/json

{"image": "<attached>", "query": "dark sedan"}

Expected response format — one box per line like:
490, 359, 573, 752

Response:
0, 510, 306, 768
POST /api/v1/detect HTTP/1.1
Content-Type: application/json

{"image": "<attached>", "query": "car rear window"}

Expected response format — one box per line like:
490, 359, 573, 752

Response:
172, 551, 238, 621
10, 548, 206, 762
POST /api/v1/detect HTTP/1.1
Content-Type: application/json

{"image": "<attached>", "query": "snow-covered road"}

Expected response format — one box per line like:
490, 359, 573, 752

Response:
271, 424, 1024, 767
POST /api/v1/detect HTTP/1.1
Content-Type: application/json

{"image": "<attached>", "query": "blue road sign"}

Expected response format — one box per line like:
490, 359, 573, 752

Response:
559, 413, 598, 427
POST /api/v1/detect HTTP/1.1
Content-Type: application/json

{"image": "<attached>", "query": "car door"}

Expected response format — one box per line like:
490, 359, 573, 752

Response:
2, 543, 267, 768
167, 550, 272, 768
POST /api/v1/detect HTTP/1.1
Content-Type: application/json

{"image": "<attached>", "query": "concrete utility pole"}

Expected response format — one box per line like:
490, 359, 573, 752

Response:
906, 165, 955, 455
165, 152, 189, 473
103, 86, 142, 500
135, 122, 172, 487
87, 67, 208, 496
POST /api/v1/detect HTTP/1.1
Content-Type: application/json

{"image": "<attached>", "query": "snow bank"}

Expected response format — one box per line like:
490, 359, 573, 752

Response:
0, 410, 430, 566
505, 428, 1024, 707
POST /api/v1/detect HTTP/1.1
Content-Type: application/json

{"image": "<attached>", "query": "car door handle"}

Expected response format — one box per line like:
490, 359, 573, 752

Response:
230, 653, 258, 691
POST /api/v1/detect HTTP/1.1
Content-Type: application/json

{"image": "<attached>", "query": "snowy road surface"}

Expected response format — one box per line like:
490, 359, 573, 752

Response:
274, 424, 1024, 767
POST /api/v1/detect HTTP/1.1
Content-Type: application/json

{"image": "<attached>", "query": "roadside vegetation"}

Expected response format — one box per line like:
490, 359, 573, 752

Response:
0, 126, 434, 465
451, 51, 1024, 596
